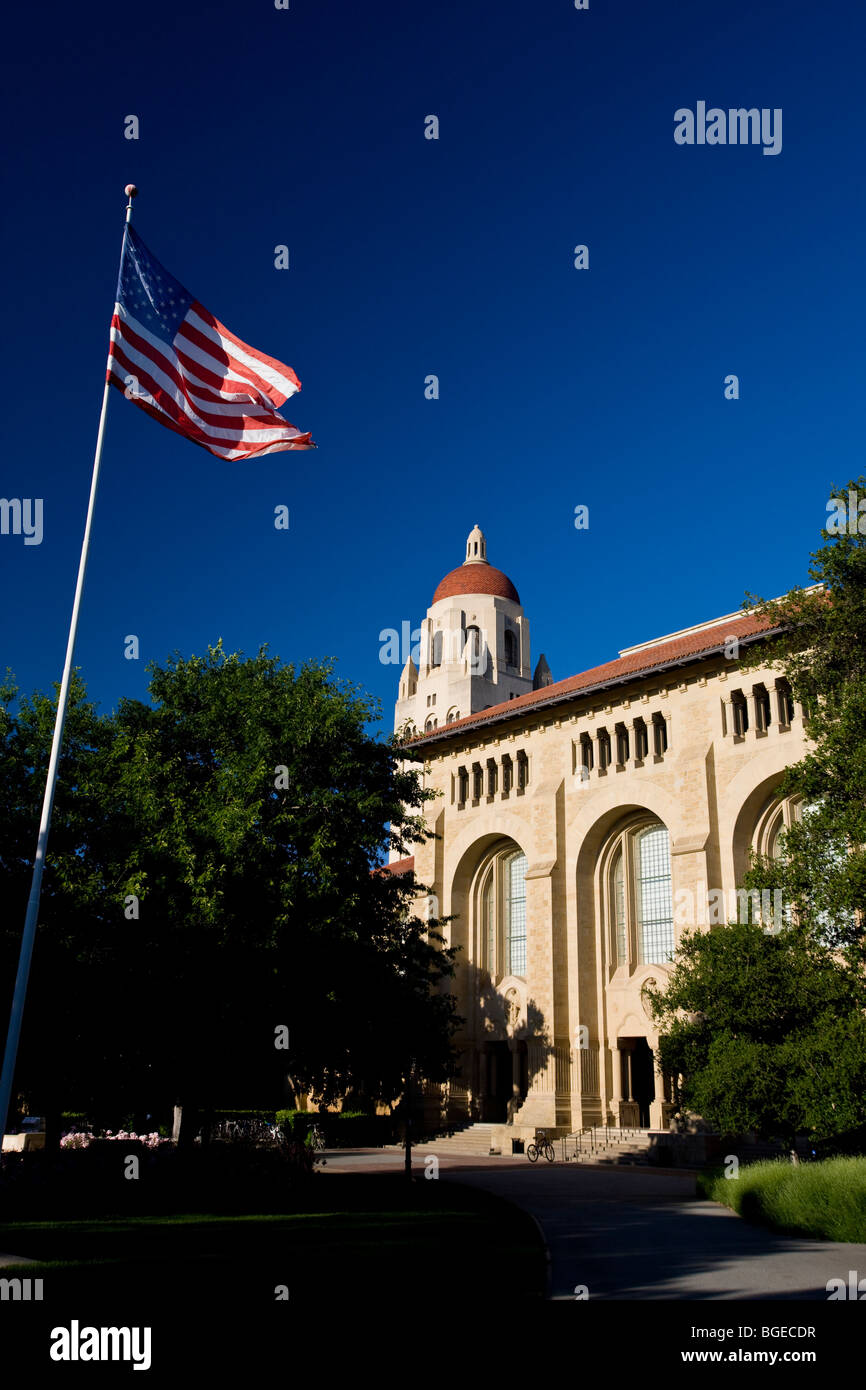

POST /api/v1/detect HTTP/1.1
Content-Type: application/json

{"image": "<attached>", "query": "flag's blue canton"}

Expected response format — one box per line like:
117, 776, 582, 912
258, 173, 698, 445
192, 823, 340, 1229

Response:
117, 225, 193, 346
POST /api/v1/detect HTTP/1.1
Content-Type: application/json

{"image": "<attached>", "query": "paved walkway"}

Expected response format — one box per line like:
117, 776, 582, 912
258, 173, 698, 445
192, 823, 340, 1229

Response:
322, 1148, 866, 1300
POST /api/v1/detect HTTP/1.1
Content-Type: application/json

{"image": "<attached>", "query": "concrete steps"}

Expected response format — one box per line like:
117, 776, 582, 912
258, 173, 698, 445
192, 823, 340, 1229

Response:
568, 1131, 652, 1165
391, 1124, 656, 1164
400, 1123, 504, 1156
586, 1143, 650, 1166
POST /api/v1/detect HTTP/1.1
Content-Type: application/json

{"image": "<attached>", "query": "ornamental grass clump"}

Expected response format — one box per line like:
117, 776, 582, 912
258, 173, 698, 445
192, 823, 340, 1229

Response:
703, 1156, 866, 1243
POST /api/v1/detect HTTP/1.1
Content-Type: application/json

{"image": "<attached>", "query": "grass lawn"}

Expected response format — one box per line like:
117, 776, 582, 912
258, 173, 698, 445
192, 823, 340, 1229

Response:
698, 1156, 866, 1243
0, 1173, 546, 1311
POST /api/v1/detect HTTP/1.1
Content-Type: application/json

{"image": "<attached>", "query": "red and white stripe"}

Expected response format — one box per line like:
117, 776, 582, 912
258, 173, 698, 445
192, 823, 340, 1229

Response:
107, 300, 314, 459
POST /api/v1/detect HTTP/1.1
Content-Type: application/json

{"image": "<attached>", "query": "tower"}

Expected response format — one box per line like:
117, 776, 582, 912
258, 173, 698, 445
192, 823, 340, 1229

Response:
394, 525, 534, 735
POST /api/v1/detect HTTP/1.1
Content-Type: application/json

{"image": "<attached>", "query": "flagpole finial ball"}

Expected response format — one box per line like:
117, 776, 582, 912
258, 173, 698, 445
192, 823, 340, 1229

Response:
124, 184, 138, 198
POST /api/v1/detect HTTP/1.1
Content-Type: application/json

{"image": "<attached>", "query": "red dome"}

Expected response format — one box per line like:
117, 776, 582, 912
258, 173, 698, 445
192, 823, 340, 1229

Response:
432, 564, 520, 606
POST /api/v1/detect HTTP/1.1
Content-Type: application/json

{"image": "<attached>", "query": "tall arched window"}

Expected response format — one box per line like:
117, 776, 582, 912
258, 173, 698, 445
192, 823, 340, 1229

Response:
503, 629, 517, 667
485, 874, 496, 966
480, 848, 528, 980
431, 630, 443, 667
505, 852, 527, 975
604, 820, 674, 967
613, 849, 627, 964
636, 826, 674, 963
465, 625, 486, 677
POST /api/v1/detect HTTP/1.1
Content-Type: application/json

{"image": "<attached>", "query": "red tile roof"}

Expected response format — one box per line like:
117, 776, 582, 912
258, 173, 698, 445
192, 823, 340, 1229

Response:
432, 564, 520, 606
377, 856, 415, 876
404, 610, 779, 749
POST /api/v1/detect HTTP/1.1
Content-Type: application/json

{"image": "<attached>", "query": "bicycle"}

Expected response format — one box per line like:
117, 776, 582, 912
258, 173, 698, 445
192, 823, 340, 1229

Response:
308, 1124, 326, 1152
526, 1130, 556, 1163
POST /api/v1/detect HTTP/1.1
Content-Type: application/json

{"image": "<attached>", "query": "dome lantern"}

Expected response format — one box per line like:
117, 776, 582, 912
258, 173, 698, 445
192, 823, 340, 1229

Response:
464, 524, 488, 565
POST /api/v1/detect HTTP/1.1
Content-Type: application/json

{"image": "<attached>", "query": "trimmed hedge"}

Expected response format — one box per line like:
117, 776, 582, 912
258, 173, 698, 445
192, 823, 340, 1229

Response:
276, 1110, 399, 1148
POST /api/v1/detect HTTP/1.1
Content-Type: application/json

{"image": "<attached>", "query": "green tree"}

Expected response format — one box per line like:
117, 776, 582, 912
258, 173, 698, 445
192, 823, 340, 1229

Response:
1, 647, 460, 1139
648, 921, 866, 1141
0, 670, 139, 1135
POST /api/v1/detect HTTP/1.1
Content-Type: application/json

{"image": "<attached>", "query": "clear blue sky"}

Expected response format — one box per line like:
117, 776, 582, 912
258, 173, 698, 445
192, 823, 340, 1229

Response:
2, 0, 863, 735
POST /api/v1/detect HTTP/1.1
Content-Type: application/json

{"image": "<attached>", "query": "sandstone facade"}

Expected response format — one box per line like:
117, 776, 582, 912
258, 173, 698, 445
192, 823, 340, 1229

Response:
393, 527, 807, 1139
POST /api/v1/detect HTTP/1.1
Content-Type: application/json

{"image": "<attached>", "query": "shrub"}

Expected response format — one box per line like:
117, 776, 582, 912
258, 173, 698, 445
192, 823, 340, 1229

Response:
276, 1110, 311, 1142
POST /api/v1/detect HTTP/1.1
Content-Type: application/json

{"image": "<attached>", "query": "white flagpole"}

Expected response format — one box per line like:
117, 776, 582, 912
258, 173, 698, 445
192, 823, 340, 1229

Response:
0, 184, 138, 1145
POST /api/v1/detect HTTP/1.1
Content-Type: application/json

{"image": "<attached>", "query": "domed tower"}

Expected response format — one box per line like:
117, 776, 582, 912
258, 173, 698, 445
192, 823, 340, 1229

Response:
395, 525, 532, 734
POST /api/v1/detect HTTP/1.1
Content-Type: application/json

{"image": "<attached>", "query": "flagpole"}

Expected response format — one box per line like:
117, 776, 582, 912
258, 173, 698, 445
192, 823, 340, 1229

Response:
0, 184, 138, 1145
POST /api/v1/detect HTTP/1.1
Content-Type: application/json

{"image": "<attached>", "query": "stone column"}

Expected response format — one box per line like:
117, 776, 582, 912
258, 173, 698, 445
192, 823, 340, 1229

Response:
650, 1048, 666, 1131
478, 1049, 488, 1122
518, 860, 558, 1130
611, 1042, 622, 1109
510, 1041, 522, 1118
720, 694, 734, 738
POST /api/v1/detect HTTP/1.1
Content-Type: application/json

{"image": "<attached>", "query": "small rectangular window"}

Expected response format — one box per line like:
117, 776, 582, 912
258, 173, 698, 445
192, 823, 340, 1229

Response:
457, 767, 468, 805
615, 722, 630, 767
634, 718, 648, 762
732, 692, 748, 737
652, 712, 668, 756
486, 758, 498, 796
598, 728, 611, 771
754, 684, 771, 733
516, 750, 528, 790
578, 733, 594, 779
472, 763, 484, 801
776, 678, 794, 726
502, 755, 513, 794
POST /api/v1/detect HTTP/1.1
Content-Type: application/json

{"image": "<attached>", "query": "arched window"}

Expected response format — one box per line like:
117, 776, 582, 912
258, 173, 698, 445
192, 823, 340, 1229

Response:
464, 625, 483, 675
613, 849, 627, 964
503, 629, 517, 667
431, 630, 443, 667
485, 874, 496, 964
505, 852, 527, 975
636, 826, 674, 963
753, 794, 804, 863
480, 847, 528, 980
604, 820, 674, 967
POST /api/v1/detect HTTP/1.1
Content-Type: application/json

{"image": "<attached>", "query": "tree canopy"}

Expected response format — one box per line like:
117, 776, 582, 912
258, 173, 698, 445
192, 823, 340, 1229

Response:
0, 646, 459, 1131
649, 921, 866, 1141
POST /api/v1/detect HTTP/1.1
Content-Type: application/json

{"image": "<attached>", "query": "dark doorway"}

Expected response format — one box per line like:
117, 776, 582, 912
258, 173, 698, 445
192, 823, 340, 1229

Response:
631, 1038, 655, 1127
485, 1042, 512, 1122
518, 1040, 528, 1098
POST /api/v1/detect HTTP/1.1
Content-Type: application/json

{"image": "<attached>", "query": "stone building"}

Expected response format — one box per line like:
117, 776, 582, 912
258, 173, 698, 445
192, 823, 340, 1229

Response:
391, 526, 808, 1139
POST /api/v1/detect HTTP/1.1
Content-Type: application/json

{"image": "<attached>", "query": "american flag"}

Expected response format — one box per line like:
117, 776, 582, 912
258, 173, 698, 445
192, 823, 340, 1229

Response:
107, 225, 314, 459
